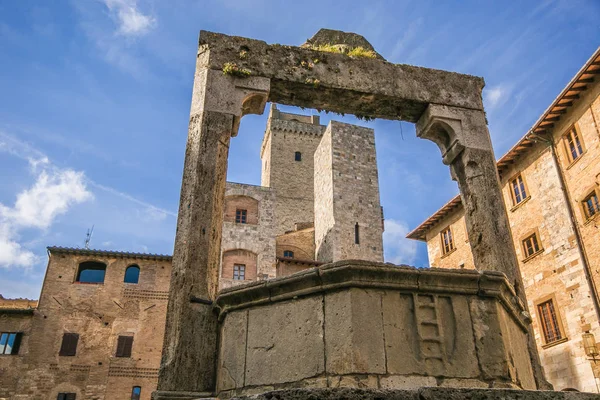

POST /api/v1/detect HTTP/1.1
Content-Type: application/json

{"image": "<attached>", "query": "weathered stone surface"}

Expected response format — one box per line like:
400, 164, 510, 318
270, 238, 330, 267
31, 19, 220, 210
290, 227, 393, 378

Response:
232, 387, 600, 400
379, 375, 437, 390
217, 310, 248, 390
245, 296, 324, 386
198, 31, 484, 122
324, 288, 386, 375
302, 28, 383, 59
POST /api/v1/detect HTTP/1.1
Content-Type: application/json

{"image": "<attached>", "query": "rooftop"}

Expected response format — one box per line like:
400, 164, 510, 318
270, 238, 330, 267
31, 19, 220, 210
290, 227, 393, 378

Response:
47, 246, 173, 261
0, 295, 38, 313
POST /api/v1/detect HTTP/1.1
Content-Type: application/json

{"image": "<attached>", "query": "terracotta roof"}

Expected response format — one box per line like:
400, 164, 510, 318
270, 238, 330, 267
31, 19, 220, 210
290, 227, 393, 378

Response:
0, 296, 38, 314
407, 47, 600, 242
47, 246, 172, 261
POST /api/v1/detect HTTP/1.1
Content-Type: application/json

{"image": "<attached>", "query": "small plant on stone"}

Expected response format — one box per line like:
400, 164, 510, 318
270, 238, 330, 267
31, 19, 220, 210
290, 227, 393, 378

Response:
305, 78, 320, 88
223, 62, 251, 77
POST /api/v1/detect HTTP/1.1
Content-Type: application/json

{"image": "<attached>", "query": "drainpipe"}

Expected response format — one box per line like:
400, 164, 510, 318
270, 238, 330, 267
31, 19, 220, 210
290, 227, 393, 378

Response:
529, 132, 600, 323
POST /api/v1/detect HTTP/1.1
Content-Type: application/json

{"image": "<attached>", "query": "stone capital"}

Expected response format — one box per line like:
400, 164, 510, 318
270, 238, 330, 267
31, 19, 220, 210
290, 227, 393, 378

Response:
416, 104, 491, 165
190, 67, 270, 136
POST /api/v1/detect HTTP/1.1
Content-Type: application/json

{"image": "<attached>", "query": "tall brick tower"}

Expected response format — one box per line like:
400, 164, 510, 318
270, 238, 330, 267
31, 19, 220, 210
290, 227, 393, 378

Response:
260, 104, 325, 235
314, 121, 384, 263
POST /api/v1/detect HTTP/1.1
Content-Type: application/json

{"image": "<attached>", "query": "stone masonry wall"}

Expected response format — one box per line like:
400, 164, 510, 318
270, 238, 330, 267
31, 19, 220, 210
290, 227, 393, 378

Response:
261, 112, 325, 236
314, 121, 384, 263
220, 182, 276, 290
0, 313, 33, 399
422, 85, 600, 392
0, 251, 172, 400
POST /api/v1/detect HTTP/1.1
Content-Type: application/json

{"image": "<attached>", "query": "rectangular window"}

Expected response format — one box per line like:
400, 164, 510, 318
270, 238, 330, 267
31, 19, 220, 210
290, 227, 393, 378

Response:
59, 333, 79, 356
582, 190, 600, 220
235, 209, 247, 224
354, 223, 360, 244
538, 299, 563, 344
57, 394, 76, 400
233, 264, 246, 280
522, 232, 541, 259
0, 332, 22, 355
564, 126, 584, 163
510, 174, 528, 205
441, 227, 455, 255
116, 335, 134, 358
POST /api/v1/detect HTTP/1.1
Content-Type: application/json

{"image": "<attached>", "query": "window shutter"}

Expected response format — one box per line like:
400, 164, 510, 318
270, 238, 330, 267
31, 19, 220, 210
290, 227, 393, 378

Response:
59, 333, 79, 356
116, 336, 133, 357
11, 333, 22, 355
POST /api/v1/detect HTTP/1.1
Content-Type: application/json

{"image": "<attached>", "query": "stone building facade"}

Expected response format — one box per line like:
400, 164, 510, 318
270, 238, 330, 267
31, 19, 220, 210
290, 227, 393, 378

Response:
0, 107, 385, 399
0, 247, 173, 400
407, 48, 600, 392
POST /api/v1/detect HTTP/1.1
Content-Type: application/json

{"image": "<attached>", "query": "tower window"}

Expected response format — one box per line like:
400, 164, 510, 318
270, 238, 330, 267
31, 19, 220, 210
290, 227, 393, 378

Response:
57, 394, 76, 400
124, 265, 140, 284
510, 174, 528, 206
537, 298, 563, 344
233, 264, 246, 280
283, 250, 294, 258
116, 335, 134, 358
236, 209, 247, 224
131, 387, 142, 400
295, 151, 302, 161
563, 125, 584, 163
76, 261, 106, 284
441, 227, 455, 255
0, 332, 22, 355
354, 223, 360, 244
582, 190, 600, 220
522, 231, 542, 259
59, 333, 79, 356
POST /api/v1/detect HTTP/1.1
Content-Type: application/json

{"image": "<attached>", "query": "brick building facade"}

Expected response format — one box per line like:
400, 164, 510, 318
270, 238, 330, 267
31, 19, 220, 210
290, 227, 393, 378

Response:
407, 48, 600, 392
0, 107, 385, 399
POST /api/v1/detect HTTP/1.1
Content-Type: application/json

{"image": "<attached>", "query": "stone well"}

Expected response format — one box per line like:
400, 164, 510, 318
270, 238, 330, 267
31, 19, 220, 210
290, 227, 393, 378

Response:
214, 261, 536, 398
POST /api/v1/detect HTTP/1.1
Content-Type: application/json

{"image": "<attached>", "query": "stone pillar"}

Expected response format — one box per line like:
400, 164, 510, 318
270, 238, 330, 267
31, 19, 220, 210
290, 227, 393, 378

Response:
154, 61, 269, 399
416, 104, 551, 390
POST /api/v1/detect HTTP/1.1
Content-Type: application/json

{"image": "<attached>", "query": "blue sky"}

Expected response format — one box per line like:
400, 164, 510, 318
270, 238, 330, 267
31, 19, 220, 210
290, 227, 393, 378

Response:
0, 1, 598, 299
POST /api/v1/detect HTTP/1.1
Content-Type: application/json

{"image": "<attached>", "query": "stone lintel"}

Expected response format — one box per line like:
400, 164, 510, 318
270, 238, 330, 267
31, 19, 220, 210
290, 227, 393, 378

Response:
197, 31, 485, 122
230, 387, 600, 400
214, 261, 528, 330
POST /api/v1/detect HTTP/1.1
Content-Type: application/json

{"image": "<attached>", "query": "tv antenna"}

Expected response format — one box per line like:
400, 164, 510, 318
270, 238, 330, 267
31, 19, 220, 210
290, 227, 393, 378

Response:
84, 225, 94, 249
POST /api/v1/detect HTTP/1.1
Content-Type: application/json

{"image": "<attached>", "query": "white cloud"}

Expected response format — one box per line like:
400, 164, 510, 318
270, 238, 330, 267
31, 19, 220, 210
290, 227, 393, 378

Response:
2, 170, 92, 230
0, 146, 93, 268
383, 219, 418, 266
103, 0, 156, 36
484, 84, 512, 110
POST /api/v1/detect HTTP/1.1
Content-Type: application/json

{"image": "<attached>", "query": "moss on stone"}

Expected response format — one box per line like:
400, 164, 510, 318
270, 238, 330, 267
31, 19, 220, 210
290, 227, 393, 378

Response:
223, 62, 251, 77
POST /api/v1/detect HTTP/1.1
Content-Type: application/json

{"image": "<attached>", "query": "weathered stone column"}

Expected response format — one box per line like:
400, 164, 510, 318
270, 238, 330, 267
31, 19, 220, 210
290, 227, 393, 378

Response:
416, 104, 552, 390
154, 55, 269, 398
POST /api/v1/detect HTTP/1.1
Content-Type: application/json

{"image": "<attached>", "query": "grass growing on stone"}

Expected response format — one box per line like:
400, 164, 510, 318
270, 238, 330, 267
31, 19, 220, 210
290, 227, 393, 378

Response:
223, 62, 251, 77
311, 44, 377, 59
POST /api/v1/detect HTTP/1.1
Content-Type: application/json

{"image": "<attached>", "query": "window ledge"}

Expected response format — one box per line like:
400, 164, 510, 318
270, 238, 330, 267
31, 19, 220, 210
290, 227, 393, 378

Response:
566, 150, 587, 170
542, 337, 568, 349
510, 196, 531, 212
522, 248, 544, 263
73, 281, 104, 285
440, 248, 457, 259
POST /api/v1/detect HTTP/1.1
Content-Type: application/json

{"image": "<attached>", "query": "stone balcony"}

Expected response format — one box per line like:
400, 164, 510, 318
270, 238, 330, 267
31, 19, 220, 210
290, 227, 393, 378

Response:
214, 261, 537, 398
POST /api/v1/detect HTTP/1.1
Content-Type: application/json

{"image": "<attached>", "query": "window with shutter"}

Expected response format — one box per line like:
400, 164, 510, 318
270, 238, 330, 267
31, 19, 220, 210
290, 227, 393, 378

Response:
0, 332, 22, 355
116, 335, 134, 358
57, 393, 76, 400
59, 333, 79, 356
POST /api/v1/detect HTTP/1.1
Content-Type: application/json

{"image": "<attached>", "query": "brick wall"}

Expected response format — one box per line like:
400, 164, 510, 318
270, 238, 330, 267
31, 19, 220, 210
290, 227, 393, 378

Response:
223, 195, 259, 224
221, 249, 258, 281
0, 250, 172, 400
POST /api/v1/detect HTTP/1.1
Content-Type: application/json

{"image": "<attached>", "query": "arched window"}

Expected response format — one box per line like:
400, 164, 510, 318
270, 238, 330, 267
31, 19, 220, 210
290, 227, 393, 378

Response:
283, 250, 294, 258
131, 386, 142, 400
76, 261, 106, 284
124, 265, 140, 284
295, 151, 302, 161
